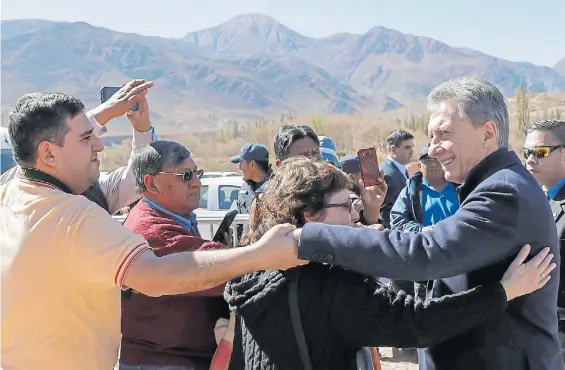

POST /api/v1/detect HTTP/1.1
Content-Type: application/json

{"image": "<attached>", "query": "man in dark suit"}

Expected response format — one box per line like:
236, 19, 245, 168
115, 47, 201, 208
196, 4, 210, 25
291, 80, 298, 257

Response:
524, 119, 565, 363
290, 77, 561, 369
380, 129, 415, 229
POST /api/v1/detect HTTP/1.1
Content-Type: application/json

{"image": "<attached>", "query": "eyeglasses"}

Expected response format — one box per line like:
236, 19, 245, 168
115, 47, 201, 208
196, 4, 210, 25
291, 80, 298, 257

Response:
157, 169, 204, 182
296, 149, 321, 159
522, 145, 565, 160
324, 200, 353, 213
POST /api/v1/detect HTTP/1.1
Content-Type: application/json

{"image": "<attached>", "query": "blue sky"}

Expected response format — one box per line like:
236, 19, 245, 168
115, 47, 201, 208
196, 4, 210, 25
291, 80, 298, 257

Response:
2, 0, 563, 67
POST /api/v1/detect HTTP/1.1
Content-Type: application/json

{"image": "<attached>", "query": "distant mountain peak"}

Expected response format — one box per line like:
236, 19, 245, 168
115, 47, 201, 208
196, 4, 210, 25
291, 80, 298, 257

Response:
222, 13, 281, 26
555, 57, 565, 77
182, 13, 311, 54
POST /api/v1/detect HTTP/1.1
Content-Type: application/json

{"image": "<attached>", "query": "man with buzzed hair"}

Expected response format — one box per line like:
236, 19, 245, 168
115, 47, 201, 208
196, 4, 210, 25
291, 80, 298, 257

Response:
524, 119, 565, 362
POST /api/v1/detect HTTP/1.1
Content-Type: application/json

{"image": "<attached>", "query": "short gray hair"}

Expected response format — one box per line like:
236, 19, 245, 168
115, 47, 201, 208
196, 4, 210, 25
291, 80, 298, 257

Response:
132, 140, 192, 193
427, 76, 509, 148
526, 119, 565, 144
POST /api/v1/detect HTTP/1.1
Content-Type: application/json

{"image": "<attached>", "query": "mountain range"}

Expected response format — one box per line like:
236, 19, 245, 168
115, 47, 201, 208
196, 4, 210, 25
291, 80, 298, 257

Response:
2, 14, 565, 135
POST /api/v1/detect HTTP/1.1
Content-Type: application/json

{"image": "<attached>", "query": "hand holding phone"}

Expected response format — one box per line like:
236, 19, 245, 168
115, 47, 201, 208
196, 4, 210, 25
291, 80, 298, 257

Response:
213, 210, 239, 246
357, 147, 380, 187
100, 86, 139, 111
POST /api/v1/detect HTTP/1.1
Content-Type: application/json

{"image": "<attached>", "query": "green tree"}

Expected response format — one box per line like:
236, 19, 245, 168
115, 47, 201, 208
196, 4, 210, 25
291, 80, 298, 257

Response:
515, 82, 530, 133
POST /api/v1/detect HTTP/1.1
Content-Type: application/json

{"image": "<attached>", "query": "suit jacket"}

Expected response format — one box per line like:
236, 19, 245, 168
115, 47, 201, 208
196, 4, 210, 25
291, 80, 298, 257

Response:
298, 148, 561, 370
380, 159, 408, 228
551, 185, 565, 315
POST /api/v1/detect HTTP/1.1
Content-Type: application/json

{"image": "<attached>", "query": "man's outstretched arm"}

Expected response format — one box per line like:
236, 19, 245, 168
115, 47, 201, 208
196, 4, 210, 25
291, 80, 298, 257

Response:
296, 182, 522, 280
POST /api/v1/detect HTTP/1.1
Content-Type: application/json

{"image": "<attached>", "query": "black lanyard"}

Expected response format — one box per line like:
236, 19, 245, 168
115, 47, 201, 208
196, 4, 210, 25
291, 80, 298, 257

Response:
20, 168, 75, 195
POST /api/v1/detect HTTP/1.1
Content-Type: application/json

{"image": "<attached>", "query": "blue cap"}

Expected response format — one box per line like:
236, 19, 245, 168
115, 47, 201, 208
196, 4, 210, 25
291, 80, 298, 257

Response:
318, 136, 341, 168
340, 155, 361, 174
230, 143, 269, 163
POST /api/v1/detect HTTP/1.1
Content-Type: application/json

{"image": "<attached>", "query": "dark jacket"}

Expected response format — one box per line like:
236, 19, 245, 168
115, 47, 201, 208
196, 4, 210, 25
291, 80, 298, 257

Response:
297, 148, 561, 370
224, 263, 508, 370
121, 201, 229, 368
236, 170, 271, 237
551, 185, 565, 318
380, 159, 408, 228
390, 171, 425, 232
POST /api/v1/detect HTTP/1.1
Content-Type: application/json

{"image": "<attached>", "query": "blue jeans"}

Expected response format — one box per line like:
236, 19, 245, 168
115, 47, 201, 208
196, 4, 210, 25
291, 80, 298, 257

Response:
119, 365, 194, 370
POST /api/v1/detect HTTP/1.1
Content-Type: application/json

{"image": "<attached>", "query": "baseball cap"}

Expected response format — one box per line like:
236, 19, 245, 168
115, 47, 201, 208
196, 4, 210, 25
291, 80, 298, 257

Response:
340, 155, 361, 174
318, 136, 341, 168
418, 143, 431, 160
230, 143, 269, 163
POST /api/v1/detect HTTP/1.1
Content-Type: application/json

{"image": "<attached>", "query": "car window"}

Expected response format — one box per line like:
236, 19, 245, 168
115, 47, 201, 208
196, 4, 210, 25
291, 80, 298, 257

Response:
218, 185, 240, 210
199, 185, 209, 209
1, 149, 16, 174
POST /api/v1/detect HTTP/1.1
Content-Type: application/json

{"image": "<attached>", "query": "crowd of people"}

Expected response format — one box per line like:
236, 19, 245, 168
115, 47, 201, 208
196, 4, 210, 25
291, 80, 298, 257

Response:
0, 76, 564, 370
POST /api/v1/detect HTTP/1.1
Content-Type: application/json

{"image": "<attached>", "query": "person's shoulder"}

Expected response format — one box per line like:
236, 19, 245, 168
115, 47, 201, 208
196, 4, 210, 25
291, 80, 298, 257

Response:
481, 166, 540, 196
69, 194, 112, 220
381, 159, 393, 171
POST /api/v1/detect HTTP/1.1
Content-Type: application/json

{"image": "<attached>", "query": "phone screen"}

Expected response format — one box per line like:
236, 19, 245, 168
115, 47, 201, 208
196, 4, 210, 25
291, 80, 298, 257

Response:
357, 147, 380, 187
100, 86, 139, 111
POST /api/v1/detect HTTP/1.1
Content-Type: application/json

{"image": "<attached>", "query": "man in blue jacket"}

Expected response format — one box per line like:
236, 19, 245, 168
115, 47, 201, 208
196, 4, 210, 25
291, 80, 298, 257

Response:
289, 77, 561, 369
390, 143, 459, 233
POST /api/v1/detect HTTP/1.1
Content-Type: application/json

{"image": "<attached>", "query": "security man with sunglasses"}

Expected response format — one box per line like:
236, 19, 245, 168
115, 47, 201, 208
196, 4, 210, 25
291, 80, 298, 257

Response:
524, 119, 565, 363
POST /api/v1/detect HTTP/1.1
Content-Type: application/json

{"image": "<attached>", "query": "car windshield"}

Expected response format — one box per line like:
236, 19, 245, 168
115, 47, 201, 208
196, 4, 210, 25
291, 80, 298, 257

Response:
1, 149, 16, 174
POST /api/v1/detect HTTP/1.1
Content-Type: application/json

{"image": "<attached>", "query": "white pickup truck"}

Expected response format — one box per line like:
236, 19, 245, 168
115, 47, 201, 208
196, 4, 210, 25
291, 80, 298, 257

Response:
196, 176, 245, 240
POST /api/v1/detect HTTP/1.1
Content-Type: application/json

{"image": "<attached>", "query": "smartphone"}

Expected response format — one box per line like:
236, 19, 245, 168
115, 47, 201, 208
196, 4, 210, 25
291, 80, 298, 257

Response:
357, 147, 380, 187
213, 210, 238, 245
100, 86, 139, 111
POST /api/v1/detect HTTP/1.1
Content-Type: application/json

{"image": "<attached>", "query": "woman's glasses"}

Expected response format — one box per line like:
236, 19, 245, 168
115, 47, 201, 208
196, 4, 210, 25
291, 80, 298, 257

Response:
324, 200, 353, 213
522, 145, 565, 160
157, 169, 204, 182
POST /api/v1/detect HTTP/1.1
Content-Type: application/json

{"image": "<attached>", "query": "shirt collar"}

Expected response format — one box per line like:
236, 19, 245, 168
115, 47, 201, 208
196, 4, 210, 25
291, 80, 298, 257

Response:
548, 177, 565, 200
143, 197, 200, 237
421, 178, 453, 192
388, 156, 408, 178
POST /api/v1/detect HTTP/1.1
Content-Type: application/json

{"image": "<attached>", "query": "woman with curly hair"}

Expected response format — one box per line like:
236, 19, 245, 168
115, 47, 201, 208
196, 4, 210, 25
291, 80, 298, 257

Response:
224, 157, 554, 370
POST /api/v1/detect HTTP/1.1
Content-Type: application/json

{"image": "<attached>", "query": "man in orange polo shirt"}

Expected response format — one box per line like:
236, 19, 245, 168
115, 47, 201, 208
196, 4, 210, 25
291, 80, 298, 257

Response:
0, 89, 303, 370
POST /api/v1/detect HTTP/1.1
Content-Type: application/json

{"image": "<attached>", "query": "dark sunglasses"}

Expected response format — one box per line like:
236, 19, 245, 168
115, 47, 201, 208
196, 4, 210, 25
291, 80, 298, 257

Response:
522, 145, 565, 160
157, 169, 204, 182
323, 200, 353, 213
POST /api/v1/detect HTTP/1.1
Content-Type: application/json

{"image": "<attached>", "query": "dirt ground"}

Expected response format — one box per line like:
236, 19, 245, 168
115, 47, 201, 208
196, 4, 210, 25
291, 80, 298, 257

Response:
379, 347, 419, 370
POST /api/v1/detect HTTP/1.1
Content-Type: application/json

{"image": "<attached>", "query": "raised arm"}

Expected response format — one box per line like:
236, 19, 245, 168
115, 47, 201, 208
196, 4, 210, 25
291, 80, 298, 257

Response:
328, 245, 554, 349
96, 95, 157, 214
298, 182, 521, 280
70, 201, 304, 297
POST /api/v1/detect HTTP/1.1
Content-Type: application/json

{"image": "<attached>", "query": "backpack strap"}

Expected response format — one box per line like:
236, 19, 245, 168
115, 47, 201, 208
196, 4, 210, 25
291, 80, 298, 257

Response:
289, 269, 313, 370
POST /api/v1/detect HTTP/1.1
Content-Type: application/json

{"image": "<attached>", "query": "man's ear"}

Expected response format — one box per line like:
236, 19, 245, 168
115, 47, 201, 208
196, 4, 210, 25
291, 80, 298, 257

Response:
390, 145, 397, 154
483, 121, 497, 146
143, 174, 160, 195
36, 141, 57, 167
